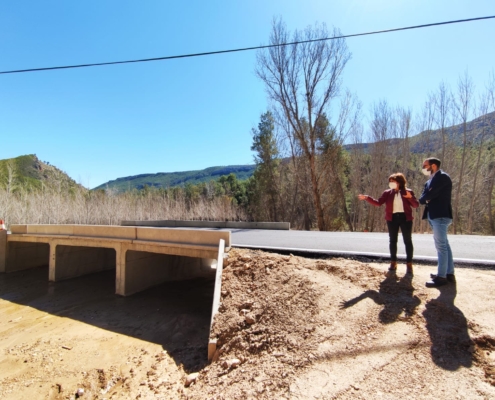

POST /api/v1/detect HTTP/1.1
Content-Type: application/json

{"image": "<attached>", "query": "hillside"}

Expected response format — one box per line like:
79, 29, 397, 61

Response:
93, 164, 256, 192
345, 111, 495, 153
0, 154, 81, 190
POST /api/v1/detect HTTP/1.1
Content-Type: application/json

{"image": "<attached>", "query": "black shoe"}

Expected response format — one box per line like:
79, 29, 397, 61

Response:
430, 273, 456, 283
425, 276, 448, 288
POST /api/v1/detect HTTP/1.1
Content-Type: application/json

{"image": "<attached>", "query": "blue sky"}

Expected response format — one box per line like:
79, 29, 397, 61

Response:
1, 1, 494, 188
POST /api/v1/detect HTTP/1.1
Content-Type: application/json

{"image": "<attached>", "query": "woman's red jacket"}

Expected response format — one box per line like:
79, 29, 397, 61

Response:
365, 189, 419, 221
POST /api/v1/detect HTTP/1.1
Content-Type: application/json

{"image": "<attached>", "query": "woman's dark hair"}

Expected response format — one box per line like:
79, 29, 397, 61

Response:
389, 173, 406, 190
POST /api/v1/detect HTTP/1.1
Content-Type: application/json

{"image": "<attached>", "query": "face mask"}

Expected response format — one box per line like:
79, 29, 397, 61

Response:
422, 168, 431, 176
389, 182, 397, 189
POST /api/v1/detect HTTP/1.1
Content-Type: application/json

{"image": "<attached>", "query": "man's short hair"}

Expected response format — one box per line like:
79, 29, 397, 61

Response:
425, 157, 441, 168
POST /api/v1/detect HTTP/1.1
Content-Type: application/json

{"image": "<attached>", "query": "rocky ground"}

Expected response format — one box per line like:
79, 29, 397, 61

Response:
0, 248, 494, 399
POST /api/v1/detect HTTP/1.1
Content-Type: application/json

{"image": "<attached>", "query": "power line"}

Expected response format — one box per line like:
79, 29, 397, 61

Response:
1, 15, 494, 75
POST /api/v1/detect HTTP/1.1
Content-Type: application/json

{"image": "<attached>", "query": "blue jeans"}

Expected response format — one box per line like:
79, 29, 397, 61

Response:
428, 217, 454, 277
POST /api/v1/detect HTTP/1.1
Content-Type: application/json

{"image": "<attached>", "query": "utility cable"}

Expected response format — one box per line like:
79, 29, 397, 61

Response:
1, 15, 494, 75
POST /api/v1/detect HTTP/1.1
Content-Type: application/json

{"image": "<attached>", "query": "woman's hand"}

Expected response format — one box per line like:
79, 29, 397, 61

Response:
402, 191, 412, 199
358, 194, 368, 201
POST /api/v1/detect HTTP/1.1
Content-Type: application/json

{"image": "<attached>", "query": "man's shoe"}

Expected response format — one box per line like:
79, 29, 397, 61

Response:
430, 273, 456, 283
425, 276, 448, 288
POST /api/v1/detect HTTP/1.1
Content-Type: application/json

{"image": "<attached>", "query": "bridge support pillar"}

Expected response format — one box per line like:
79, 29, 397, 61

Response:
0, 230, 6, 273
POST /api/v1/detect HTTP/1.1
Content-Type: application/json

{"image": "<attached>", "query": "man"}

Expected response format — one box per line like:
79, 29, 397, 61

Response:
419, 157, 455, 287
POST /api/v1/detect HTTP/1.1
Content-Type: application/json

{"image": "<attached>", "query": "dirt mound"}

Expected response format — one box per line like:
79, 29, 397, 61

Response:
189, 250, 322, 398
473, 335, 495, 386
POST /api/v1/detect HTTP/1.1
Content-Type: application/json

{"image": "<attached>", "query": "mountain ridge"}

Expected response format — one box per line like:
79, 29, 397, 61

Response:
3, 111, 494, 193
93, 164, 256, 192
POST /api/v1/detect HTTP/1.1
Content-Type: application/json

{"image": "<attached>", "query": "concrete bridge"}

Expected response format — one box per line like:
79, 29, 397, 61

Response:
0, 224, 230, 360
0, 224, 229, 297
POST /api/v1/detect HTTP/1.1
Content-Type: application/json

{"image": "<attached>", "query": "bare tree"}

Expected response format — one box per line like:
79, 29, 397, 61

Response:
416, 94, 436, 155
452, 71, 475, 233
256, 18, 351, 230
2, 160, 19, 194
486, 70, 495, 234
347, 121, 366, 230
366, 100, 394, 231
467, 90, 491, 233
318, 91, 361, 231
396, 106, 412, 172
434, 82, 453, 167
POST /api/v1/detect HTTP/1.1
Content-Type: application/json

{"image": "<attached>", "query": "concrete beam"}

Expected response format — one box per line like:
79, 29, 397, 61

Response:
13, 224, 136, 240
136, 227, 231, 248
130, 241, 218, 259
10, 225, 230, 247
208, 239, 226, 361
122, 220, 290, 230
225, 221, 290, 230
26, 224, 74, 235
72, 225, 136, 240
10, 225, 28, 234
0, 230, 6, 273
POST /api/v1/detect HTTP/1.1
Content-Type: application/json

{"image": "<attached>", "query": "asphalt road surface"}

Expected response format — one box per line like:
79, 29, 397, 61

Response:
229, 230, 495, 266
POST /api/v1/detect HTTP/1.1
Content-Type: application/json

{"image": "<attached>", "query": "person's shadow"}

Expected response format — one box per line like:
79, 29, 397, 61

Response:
422, 282, 473, 370
341, 272, 421, 324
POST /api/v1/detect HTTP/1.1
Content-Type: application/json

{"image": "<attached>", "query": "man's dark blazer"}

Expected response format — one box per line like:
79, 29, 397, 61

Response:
419, 170, 453, 220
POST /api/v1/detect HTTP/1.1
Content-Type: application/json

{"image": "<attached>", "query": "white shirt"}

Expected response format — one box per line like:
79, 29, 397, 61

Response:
393, 191, 404, 213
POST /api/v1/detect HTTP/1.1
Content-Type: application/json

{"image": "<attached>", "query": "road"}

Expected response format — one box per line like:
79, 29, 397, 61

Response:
229, 230, 495, 265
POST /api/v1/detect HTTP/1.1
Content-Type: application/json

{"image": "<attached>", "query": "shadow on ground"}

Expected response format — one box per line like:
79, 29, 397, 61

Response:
0, 266, 213, 372
423, 283, 474, 370
340, 273, 421, 324
341, 272, 474, 371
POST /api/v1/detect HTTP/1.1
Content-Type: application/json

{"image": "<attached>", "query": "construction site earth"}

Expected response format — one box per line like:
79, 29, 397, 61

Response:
0, 227, 494, 399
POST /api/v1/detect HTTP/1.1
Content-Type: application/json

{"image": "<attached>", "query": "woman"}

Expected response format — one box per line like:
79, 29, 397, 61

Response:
358, 173, 419, 275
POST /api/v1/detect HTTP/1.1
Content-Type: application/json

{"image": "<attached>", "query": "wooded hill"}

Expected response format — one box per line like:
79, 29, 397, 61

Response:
93, 164, 256, 192
0, 154, 80, 191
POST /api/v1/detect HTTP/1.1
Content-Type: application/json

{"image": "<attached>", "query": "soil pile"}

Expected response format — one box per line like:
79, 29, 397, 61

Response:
192, 250, 321, 398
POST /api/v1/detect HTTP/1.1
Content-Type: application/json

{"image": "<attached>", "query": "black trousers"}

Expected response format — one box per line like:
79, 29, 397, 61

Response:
386, 213, 413, 262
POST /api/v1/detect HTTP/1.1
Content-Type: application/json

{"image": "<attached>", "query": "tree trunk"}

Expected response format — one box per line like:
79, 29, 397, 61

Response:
453, 121, 467, 234
308, 154, 326, 231
489, 164, 495, 235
